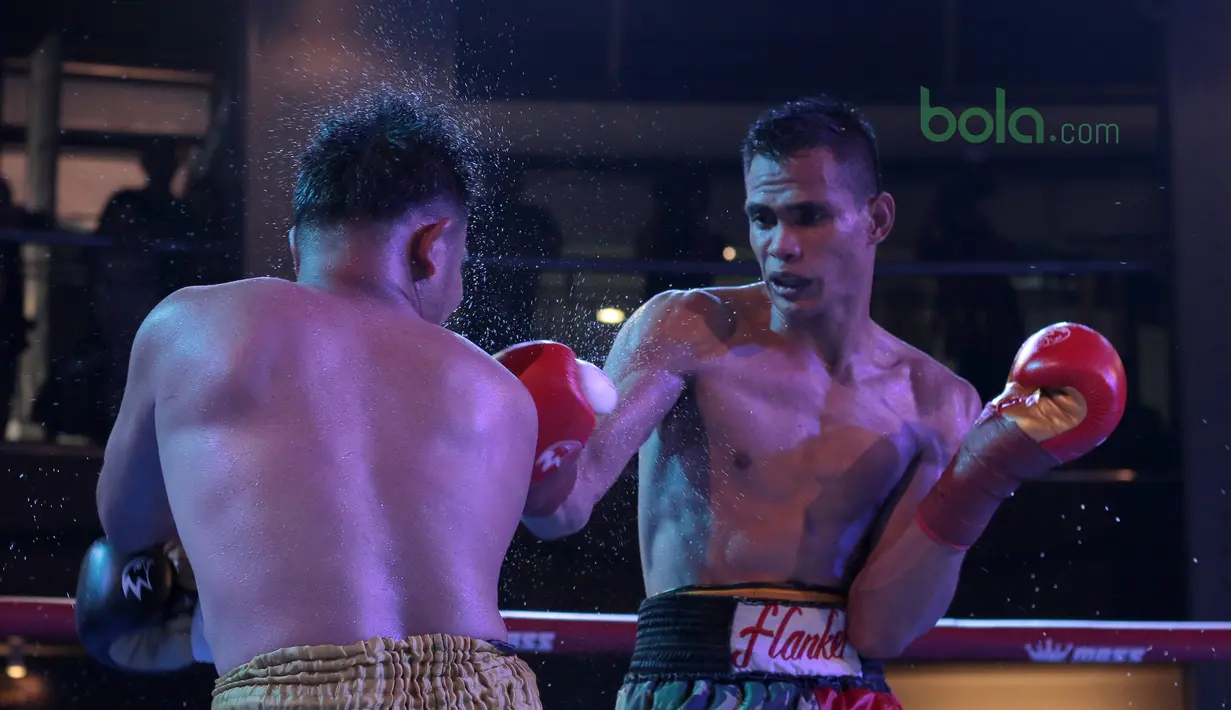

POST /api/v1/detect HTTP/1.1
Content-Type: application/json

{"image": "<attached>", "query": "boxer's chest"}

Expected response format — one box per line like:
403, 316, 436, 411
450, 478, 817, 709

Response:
684, 350, 919, 501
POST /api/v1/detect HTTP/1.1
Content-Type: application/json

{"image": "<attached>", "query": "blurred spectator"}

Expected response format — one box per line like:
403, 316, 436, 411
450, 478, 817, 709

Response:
0, 178, 33, 439
97, 140, 192, 249
175, 91, 239, 287
638, 170, 727, 300
31, 192, 148, 444
919, 170, 1026, 402
90, 141, 196, 426
463, 170, 563, 350
178, 176, 232, 286
33, 142, 191, 444
183, 178, 223, 247
92, 201, 165, 436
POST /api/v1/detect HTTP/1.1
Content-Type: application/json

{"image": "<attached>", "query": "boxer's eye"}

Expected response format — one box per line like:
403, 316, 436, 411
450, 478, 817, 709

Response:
797, 212, 822, 227
792, 205, 829, 227
747, 208, 775, 229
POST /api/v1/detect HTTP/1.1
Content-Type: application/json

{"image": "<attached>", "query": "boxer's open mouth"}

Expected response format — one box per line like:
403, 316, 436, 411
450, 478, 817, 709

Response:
767, 272, 813, 300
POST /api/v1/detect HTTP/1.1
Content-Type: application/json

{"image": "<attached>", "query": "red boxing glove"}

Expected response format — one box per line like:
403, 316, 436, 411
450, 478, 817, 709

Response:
494, 341, 617, 516
916, 323, 1127, 550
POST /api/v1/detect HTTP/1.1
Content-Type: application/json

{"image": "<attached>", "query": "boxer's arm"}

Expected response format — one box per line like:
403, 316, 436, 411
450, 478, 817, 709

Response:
96, 305, 176, 555
521, 291, 711, 539
845, 376, 982, 659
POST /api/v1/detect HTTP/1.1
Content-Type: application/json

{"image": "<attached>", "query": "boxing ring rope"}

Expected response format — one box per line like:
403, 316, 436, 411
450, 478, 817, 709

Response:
2, 595, 1230, 665
0, 227, 1155, 277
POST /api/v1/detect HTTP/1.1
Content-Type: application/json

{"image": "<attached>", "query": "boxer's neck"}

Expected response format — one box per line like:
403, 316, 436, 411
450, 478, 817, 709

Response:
297, 251, 423, 318
772, 290, 875, 373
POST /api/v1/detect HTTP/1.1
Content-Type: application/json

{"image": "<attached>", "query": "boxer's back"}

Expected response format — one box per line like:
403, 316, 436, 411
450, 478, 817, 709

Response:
149, 278, 536, 672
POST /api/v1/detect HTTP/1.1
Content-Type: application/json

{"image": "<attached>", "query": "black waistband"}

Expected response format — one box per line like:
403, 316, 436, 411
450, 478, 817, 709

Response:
661, 582, 849, 597
487, 639, 517, 654
625, 586, 888, 692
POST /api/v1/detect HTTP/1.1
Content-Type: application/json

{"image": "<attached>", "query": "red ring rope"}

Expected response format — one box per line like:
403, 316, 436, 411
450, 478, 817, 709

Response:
4, 595, 1229, 664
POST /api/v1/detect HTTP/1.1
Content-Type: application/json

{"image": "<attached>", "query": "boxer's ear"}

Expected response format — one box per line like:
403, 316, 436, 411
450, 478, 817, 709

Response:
867, 191, 895, 246
288, 227, 300, 277
407, 217, 450, 281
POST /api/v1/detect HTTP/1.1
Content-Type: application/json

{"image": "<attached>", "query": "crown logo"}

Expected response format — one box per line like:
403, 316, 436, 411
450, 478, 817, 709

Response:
1024, 638, 1073, 662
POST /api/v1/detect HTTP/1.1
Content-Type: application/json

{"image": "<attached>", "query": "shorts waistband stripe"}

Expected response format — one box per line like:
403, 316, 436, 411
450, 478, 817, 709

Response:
628, 591, 886, 687
631, 595, 735, 674
666, 583, 847, 605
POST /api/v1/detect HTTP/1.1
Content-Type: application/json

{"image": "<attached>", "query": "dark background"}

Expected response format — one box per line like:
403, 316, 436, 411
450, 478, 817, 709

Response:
0, 0, 1207, 707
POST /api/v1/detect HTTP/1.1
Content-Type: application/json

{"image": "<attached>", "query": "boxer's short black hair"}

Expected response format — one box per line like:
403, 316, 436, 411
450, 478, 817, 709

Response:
293, 91, 477, 230
741, 96, 882, 198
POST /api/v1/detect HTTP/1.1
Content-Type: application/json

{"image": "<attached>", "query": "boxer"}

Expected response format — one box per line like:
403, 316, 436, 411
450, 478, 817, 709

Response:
516, 97, 1127, 709
76, 92, 560, 709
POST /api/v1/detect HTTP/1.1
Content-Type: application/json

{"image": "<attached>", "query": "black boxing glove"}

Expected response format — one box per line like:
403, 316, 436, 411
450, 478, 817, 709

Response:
75, 538, 210, 672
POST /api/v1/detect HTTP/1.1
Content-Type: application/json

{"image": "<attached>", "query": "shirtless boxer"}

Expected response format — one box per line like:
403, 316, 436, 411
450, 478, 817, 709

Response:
71, 93, 562, 708
516, 97, 1127, 709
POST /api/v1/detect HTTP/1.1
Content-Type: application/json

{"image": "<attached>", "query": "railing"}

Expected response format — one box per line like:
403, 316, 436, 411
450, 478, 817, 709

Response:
0, 227, 1159, 276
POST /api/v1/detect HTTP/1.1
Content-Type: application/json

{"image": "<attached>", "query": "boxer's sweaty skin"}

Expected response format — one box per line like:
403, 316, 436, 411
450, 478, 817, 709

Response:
520, 145, 988, 658
524, 285, 982, 655
97, 277, 537, 673
605, 286, 976, 590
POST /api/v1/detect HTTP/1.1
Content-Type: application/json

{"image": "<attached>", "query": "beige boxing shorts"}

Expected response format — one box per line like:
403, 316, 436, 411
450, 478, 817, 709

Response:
212, 634, 541, 709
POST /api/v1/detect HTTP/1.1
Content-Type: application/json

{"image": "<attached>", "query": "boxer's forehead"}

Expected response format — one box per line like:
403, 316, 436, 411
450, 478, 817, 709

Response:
744, 149, 847, 209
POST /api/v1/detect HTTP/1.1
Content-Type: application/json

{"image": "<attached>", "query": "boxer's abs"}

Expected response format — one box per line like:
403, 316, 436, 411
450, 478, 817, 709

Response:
638, 361, 919, 596
151, 282, 520, 672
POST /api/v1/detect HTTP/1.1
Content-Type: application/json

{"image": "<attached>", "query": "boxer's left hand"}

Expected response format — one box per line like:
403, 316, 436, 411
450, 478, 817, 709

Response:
494, 341, 617, 516
983, 322, 1127, 472
75, 538, 208, 673
915, 323, 1127, 550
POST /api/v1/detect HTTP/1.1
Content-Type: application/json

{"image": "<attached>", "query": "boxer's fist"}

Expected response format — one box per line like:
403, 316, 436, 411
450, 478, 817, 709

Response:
916, 323, 1127, 550
494, 341, 617, 485
75, 538, 207, 673
992, 323, 1127, 464
495, 341, 616, 517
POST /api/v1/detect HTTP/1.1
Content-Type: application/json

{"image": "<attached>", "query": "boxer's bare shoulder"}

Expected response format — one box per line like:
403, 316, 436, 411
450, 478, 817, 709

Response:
884, 329, 983, 447
132, 277, 321, 355
147, 276, 293, 314
146, 277, 528, 403
610, 286, 738, 378
556, 286, 740, 528
140, 276, 535, 672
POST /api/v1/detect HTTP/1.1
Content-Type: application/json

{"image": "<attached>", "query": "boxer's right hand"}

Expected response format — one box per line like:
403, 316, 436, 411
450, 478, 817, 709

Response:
75, 538, 204, 673
916, 323, 1127, 550
494, 341, 618, 517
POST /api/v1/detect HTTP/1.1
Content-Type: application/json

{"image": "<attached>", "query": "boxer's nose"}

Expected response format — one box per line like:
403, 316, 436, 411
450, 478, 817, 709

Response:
767, 227, 803, 263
